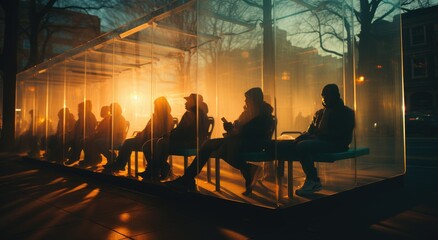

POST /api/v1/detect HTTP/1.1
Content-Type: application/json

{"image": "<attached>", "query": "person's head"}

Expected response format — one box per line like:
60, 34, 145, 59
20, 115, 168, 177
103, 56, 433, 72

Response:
154, 96, 171, 115
321, 84, 341, 108
85, 100, 92, 113
184, 93, 203, 111
244, 87, 264, 113
110, 102, 122, 116
100, 106, 110, 118
58, 107, 71, 119
78, 102, 85, 117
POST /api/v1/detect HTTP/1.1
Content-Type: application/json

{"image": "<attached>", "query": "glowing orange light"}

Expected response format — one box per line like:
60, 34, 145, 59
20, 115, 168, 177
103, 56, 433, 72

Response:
241, 51, 250, 59
84, 188, 100, 199
281, 71, 290, 81
376, 65, 383, 69
357, 76, 365, 83
119, 213, 131, 222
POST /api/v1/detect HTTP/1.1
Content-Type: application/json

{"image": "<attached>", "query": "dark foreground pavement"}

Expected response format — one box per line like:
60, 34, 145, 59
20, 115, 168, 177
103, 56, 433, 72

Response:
1, 138, 438, 239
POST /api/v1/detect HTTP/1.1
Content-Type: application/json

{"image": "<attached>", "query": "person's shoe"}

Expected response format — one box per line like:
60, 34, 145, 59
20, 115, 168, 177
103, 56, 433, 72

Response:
139, 168, 152, 180
160, 163, 172, 180
295, 179, 322, 196
165, 176, 197, 192
242, 164, 262, 196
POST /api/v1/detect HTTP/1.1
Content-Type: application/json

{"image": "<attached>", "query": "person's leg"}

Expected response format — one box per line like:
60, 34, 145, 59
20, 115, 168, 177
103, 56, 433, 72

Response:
113, 138, 139, 169
94, 138, 113, 164
219, 139, 263, 195
81, 137, 103, 166
295, 139, 333, 194
184, 138, 224, 180
156, 137, 171, 179
296, 139, 332, 182
141, 138, 164, 180
67, 138, 82, 163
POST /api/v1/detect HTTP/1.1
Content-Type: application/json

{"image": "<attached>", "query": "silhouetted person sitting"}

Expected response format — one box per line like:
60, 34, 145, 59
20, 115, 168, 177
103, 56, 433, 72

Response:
45, 107, 76, 163
166, 87, 274, 195
140, 93, 209, 181
80, 103, 128, 167
65, 100, 98, 165
278, 84, 355, 195
15, 109, 35, 154
105, 97, 174, 173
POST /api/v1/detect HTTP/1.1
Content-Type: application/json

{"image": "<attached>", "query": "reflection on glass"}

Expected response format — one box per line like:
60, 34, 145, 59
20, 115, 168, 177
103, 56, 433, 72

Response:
14, 0, 404, 209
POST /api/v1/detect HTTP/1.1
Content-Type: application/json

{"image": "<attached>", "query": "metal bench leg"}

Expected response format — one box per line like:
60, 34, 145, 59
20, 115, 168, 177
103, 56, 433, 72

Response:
184, 156, 188, 174
134, 151, 138, 178
127, 152, 132, 177
207, 158, 211, 183
287, 160, 293, 198
215, 156, 220, 192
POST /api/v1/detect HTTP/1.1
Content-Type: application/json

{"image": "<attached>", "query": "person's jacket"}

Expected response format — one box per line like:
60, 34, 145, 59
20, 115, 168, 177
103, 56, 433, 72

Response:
170, 107, 209, 147
307, 99, 355, 151
137, 113, 174, 142
229, 102, 274, 148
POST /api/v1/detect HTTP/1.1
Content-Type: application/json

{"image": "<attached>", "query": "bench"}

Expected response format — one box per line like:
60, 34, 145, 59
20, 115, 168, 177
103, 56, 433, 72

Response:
168, 117, 215, 175
212, 142, 369, 198
129, 118, 179, 178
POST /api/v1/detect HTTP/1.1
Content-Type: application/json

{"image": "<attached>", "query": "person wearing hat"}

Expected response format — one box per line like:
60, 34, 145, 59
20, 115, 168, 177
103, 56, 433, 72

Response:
166, 87, 274, 195
289, 83, 355, 195
139, 93, 210, 181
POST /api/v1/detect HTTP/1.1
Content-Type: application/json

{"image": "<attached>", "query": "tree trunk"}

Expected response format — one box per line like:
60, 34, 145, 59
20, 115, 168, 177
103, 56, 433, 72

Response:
0, 0, 19, 150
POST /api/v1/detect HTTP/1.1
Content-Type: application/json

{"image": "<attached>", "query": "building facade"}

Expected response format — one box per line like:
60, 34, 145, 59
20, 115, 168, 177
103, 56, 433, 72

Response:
402, 5, 438, 115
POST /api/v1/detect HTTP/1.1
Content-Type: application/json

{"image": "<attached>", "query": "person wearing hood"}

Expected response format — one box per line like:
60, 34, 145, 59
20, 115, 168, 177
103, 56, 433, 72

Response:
166, 87, 274, 195
290, 83, 355, 195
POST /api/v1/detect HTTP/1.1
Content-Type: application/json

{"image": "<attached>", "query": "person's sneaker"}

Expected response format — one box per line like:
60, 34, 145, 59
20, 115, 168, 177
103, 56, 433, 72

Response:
165, 176, 197, 192
295, 179, 322, 195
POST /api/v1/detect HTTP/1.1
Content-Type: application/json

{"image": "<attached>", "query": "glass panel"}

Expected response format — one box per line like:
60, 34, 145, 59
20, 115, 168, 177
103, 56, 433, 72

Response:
14, 0, 405, 209
353, 0, 405, 194
197, 0, 277, 208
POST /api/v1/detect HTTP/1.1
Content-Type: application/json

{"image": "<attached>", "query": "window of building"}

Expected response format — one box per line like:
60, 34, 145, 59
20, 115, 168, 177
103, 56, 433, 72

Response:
411, 57, 427, 78
410, 25, 426, 46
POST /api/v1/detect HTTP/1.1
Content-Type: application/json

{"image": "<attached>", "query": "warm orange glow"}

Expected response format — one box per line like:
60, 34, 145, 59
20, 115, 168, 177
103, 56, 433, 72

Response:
84, 188, 100, 199
281, 71, 290, 81
65, 183, 88, 194
241, 51, 250, 58
376, 65, 383, 69
27, 86, 35, 92
48, 177, 65, 185
218, 228, 248, 239
357, 76, 365, 83
119, 213, 131, 222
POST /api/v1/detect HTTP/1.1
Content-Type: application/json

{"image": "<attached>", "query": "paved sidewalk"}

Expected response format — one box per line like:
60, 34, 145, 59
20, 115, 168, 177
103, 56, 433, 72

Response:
1, 152, 437, 239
